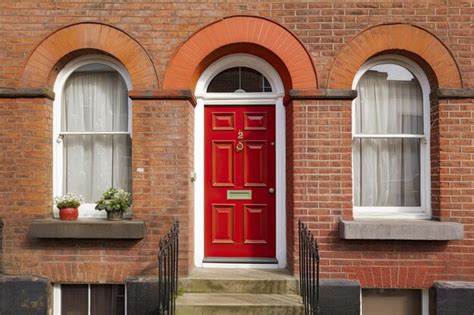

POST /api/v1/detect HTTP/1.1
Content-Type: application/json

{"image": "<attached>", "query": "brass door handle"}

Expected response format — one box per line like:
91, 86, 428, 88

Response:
269, 188, 275, 194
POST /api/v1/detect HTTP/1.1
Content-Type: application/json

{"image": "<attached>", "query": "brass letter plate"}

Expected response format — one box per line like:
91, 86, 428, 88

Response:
227, 190, 252, 200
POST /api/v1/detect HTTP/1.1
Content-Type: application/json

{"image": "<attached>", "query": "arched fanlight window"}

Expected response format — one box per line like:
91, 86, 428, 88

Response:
352, 56, 430, 219
207, 67, 272, 93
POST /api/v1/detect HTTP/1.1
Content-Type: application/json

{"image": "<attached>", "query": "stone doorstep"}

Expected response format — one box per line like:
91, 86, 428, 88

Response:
176, 293, 303, 315
179, 268, 298, 294
176, 268, 303, 315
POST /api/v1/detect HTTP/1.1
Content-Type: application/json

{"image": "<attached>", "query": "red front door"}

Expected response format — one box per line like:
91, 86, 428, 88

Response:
204, 105, 276, 259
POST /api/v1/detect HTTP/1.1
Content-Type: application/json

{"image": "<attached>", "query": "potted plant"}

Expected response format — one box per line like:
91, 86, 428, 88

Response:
54, 193, 84, 221
95, 188, 131, 221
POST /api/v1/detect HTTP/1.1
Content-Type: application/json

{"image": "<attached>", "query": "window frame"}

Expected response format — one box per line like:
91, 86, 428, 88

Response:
53, 55, 132, 219
352, 55, 431, 219
53, 283, 126, 315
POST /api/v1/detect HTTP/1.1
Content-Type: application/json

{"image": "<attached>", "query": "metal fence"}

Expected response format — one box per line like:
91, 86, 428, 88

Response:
298, 220, 320, 315
158, 220, 180, 315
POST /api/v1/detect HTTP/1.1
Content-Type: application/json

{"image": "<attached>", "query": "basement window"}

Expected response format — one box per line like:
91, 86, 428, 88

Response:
362, 288, 428, 315
54, 284, 125, 315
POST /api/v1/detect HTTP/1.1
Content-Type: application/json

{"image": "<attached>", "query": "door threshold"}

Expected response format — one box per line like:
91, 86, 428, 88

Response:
202, 257, 279, 269
203, 257, 278, 264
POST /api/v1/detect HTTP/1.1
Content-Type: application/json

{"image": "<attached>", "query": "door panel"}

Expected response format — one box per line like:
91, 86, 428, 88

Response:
212, 141, 235, 186
244, 112, 267, 130
212, 112, 235, 130
243, 204, 268, 244
212, 204, 235, 244
244, 140, 267, 187
205, 105, 275, 258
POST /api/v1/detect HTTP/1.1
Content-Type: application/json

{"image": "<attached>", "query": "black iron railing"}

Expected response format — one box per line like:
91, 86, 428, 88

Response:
298, 220, 320, 315
158, 220, 180, 315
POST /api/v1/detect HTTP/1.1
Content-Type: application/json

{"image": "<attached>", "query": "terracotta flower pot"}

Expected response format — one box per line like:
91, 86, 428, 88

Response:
59, 207, 78, 221
106, 210, 124, 221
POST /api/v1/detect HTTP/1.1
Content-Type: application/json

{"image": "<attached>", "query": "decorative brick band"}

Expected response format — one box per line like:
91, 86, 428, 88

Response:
21, 23, 159, 91
0, 88, 55, 100
289, 89, 357, 100
327, 24, 462, 89
129, 89, 197, 106
163, 15, 318, 90
437, 88, 474, 99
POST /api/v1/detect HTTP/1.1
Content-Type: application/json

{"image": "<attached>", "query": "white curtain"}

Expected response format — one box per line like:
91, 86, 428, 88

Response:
62, 72, 131, 203
354, 70, 423, 207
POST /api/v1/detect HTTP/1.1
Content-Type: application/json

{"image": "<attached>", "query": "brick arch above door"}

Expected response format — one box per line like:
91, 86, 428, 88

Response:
20, 22, 159, 91
327, 24, 462, 89
163, 15, 318, 91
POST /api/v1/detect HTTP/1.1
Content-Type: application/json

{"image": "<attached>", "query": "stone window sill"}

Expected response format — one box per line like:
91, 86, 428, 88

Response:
28, 219, 146, 239
339, 219, 463, 241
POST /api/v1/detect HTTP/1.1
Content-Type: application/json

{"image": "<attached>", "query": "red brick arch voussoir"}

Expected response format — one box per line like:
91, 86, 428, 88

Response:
163, 16, 318, 90
20, 23, 159, 91
327, 24, 462, 89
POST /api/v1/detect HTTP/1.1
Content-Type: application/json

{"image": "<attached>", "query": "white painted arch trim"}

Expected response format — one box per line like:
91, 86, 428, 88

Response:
194, 54, 286, 268
351, 54, 431, 219
53, 54, 133, 218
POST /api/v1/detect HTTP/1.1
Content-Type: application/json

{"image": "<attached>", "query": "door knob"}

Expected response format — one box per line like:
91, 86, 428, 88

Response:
269, 188, 275, 194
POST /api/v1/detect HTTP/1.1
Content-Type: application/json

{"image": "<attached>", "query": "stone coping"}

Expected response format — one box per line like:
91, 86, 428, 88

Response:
0, 88, 55, 100
437, 88, 474, 99
128, 89, 197, 106
28, 219, 146, 239
289, 88, 357, 100
339, 219, 463, 241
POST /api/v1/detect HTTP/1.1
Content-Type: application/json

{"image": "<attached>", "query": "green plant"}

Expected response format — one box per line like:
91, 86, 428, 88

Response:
95, 188, 131, 213
54, 193, 84, 209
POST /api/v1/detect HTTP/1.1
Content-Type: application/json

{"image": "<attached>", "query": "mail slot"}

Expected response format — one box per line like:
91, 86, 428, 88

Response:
227, 190, 252, 200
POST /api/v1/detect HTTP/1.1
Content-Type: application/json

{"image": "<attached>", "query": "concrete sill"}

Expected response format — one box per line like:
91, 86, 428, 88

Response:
28, 219, 146, 239
339, 219, 463, 241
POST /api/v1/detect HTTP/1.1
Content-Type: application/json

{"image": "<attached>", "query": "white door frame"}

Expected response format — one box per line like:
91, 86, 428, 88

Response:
194, 54, 287, 268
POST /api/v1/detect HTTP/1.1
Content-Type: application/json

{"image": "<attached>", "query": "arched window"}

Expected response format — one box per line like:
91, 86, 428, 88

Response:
352, 55, 430, 219
54, 56, 132, 218
207, 67, 272, 93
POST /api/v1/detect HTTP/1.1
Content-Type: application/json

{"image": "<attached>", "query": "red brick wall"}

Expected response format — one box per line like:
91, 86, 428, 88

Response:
0, 1, 473, 288
0, 98, 52, 275
289, 98, 474, 288
289, 99, 352, 273
1, 2, 473, 89
0, 98, 194, 282
131, 99, 195, 279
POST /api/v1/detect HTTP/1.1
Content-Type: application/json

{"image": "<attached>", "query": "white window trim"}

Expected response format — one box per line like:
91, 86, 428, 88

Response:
53, 54, 133, 218
194, 54, 287, 268
352, 55, 431, 220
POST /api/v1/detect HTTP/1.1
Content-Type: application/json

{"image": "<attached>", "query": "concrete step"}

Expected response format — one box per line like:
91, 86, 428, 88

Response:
176, 293, 304, 315
179, 268, 298, 294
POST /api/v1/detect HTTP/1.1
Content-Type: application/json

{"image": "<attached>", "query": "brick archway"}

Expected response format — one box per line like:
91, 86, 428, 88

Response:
163, 16, 318, 90
20, 23, 158, 91
327, 24, 462, 89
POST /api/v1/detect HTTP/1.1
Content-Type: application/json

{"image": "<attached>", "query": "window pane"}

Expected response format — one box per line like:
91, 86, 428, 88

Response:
207, 67, 240, 92
61, 284, 88, 315
62, 71, 128, 132
63, 135, 131, 203
355, 64, 423, 135
207, 67, 272, 93
91, 284, 125, 315
241, 67, 264, 92
354, 138, 420, 207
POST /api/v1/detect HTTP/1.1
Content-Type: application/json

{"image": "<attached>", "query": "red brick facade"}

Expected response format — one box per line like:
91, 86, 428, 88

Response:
0, 1, 473, 291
